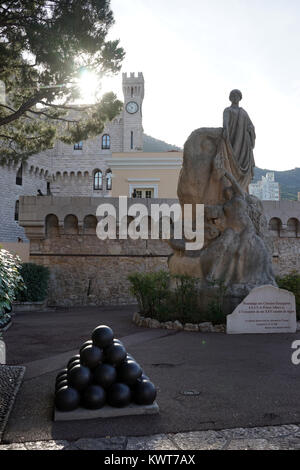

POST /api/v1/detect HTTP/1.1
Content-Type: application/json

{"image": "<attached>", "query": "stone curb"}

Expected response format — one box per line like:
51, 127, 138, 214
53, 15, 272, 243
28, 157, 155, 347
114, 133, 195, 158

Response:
2, 423, 300, 450
132, 312, 226, 333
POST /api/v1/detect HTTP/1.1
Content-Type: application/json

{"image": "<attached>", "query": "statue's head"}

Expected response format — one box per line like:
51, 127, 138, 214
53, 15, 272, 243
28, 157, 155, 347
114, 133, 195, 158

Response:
229, 89, 242, 105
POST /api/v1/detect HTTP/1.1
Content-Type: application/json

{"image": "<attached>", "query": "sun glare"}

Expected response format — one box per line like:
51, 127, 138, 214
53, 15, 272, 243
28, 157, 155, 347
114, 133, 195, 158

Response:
78, 70, 100, 104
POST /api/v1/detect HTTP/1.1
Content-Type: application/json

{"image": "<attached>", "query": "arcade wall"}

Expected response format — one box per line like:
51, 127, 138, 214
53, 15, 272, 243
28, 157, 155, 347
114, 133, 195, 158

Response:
18, 196, 300, 306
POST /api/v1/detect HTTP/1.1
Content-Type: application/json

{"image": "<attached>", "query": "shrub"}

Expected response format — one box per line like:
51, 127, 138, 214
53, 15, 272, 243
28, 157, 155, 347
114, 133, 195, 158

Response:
276, 271, 300, 320
16, 263, 50, 302
128, 271, 224, 324
0, 249, 25, 326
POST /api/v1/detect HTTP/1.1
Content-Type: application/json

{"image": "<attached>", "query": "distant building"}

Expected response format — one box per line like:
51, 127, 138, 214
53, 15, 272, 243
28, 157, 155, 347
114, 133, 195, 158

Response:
298, 192, 300, 201
249, 172, 280, 201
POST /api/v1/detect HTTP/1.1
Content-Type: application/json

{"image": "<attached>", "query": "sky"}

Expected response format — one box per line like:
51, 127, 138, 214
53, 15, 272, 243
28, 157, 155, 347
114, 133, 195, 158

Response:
99, 0, 300, 171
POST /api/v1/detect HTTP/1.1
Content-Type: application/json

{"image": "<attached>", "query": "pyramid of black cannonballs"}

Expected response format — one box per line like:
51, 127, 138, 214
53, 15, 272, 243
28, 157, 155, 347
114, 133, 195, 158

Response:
55, 325, 157, 412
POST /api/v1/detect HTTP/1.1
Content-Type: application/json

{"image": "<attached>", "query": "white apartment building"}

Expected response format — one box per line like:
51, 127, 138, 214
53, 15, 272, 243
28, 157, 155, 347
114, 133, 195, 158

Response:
249, 172, 280, 201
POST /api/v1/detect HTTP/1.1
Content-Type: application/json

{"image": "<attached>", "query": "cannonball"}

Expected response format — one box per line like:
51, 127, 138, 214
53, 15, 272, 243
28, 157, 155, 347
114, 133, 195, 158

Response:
93, 363, 117, 389
133, 380, 157, 406
67, 355, 81, 369
80, 340, 93, 352
107, 383, 131, 408
92, 325, 114, 348
80, 345, 103, 369
55, 379, 68, 392
118, 361, 142, 385
68, 364, 92, 391
55, 386, 80, 412
113, 339, 124, 347
104, 343, 127, 366
82, 385, 106, 410
56, 373, 68, 384
56, 368, 68, 381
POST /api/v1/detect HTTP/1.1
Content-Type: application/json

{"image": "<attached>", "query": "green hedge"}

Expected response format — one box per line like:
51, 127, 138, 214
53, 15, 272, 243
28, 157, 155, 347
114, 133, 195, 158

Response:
277, 271, 300, 320
128, 271, 226, 325
16, 263, 50, 302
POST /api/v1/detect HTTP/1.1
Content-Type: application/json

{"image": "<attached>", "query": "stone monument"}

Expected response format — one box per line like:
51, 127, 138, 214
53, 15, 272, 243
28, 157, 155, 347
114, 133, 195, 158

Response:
227, 285, 296, 334
168, 89, 276, 314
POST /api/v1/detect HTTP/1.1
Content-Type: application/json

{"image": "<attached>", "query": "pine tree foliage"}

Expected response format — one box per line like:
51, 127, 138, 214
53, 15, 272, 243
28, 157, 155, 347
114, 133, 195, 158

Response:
0, 0, 125, 164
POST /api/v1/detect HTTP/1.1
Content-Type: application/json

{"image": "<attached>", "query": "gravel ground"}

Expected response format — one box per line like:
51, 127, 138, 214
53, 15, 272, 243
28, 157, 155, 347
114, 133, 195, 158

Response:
0, 366, 25, 441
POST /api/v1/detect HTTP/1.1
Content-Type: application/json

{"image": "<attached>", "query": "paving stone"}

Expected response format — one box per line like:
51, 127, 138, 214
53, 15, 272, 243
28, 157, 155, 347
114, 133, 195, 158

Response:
227, 438, 281, 450
271, 437, 300, 450
126, 434, 176, 450
170, 431, 226, 450
25, 440, 68, 450
73, 437, 126, 450
220, 424, 299, 440
0, 443, 27, 450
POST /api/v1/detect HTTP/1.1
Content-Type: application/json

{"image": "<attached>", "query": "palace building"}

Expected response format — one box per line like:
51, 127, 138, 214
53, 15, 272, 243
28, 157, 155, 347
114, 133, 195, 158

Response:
0, 72, 183, 256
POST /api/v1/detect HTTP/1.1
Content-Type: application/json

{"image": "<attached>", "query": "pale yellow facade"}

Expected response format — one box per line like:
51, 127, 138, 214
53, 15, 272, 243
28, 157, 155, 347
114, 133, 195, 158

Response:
106, 151, 183, 199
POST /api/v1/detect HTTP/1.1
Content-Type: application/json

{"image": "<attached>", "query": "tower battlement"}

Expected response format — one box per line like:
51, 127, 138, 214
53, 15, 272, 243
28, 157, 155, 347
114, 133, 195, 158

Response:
122, 72, 144, 84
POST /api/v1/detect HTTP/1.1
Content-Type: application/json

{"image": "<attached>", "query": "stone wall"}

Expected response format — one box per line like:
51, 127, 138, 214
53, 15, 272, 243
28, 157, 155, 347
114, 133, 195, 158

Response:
18, 196, 300, 306
0, 164, 48, 242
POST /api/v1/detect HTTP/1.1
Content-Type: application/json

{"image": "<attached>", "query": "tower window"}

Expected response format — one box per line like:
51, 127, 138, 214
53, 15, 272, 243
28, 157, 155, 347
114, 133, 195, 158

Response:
14, 200, 19, 221
94, 170, 103, 190
102, 134, 110, 150
131, 131, 134, 150
106, 170, 112, 191
16, 164, 23, 186
74, 141, 83, 150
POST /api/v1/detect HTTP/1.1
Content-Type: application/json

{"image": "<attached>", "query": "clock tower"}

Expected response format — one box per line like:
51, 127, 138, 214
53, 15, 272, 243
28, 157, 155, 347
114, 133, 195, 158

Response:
122, 72, 144, 152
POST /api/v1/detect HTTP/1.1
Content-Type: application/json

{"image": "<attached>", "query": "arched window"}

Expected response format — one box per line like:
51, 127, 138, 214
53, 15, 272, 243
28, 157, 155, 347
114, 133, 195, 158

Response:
14, 200, 19, 221
45, 214, 59, 237
102, 134, 110, 150
74, 141, 83, 150
106, 170, 112, 191
269, 217, 282, 235
94, 170, 103, 190
16, 164, 23, 186
64, 214, 79, 235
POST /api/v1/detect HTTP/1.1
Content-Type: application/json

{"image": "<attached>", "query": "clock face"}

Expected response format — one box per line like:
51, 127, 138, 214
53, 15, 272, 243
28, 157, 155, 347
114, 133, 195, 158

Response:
126, 101, 139, 114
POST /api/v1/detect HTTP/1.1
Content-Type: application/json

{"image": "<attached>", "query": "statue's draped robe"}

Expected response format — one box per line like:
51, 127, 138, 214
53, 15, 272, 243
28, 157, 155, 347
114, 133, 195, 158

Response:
222, 106, 255, 190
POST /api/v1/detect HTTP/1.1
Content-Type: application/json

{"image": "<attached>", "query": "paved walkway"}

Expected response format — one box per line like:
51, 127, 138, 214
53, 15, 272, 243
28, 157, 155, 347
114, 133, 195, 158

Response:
3, 306, 300, 445
1, 424, 300, 450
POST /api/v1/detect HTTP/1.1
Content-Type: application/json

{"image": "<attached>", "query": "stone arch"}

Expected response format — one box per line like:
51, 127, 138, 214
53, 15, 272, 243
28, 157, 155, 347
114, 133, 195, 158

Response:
46, 214, 59, 237
64, 214, 79, 234
83, 215, 97, 234
269, 217, 282, 235
287, 217, 299, 237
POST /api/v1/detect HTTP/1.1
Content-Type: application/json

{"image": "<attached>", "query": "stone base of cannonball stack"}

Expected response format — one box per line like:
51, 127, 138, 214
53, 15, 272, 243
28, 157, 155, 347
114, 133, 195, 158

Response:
54, 401, 159, 422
